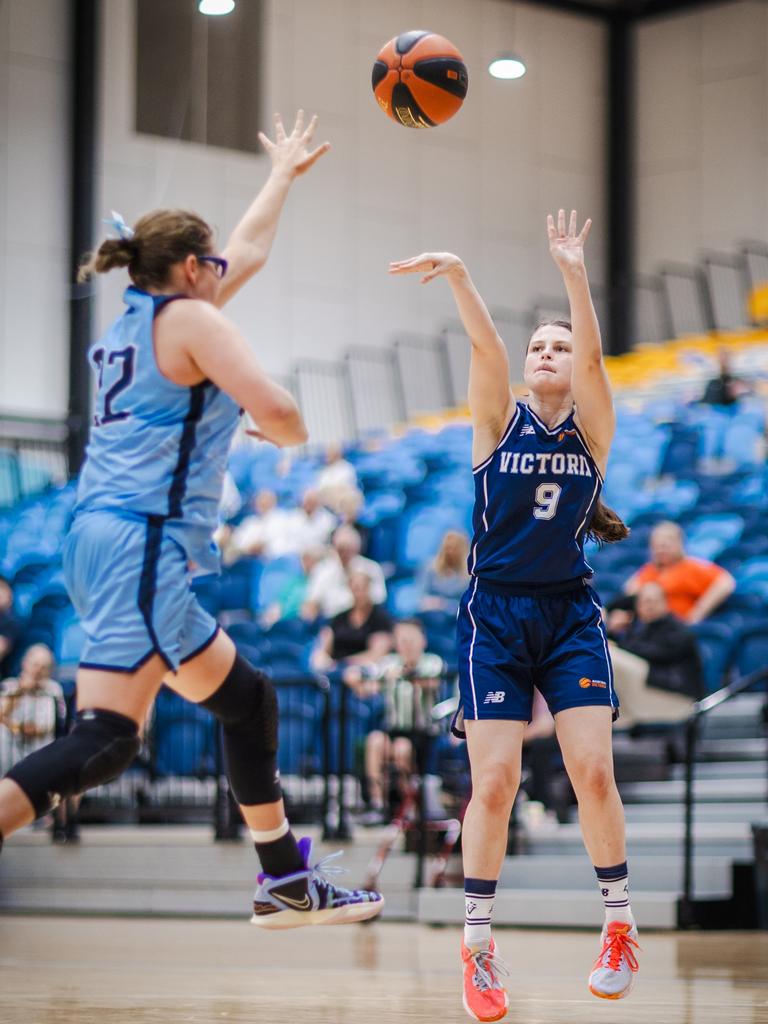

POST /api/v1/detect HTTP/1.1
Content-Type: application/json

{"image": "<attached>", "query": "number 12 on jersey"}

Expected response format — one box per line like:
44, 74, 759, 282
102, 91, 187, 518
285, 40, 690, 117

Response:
533, 482, 561, 520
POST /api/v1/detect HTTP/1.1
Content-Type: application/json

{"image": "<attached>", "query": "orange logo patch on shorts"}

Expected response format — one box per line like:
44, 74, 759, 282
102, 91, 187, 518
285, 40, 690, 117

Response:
579, 677, 607, 689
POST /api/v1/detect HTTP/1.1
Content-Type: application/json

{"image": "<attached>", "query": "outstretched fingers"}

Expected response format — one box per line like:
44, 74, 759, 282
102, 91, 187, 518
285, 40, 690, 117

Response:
578, 217, 592, 244
297, 141, 331, 173
557, 208, 566, 237
388, 255, 435, 275
568, 209, 578, 238
274, 112, 287, 142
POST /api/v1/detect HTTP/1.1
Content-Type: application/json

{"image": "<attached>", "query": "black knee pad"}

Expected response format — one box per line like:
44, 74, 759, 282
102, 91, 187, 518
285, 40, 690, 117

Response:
200, 654, 281, 806
5, 709, 140, 818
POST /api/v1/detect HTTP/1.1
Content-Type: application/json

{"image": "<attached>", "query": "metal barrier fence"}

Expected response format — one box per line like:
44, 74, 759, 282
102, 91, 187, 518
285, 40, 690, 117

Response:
393, 334, 454, 419
633, 274, 672, 345
292, 360, 354, 448
702, 252, 750, 332
660, 263, 715, 337
743, 241, 768, 325
0, 415, 70, 508
345, 346, 405, 437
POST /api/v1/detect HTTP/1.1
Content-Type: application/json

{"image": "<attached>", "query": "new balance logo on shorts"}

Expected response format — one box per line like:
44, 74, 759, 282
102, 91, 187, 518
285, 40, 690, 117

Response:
484, 691, 506, 704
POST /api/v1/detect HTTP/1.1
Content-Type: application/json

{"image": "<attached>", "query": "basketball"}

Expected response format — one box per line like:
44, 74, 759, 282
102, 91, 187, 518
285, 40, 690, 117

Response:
371, 30, 468, 129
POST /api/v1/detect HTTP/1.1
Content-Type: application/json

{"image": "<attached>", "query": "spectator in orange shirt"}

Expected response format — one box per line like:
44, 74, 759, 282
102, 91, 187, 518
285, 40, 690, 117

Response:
623, 521, 735, 624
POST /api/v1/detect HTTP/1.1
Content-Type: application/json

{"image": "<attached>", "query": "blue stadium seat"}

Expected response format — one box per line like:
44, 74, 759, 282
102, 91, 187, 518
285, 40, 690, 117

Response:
256, 555, 303, 610
153, 718, 216, 777
386, 578, 420, 618
691, 621, 735, 693
219, 559, 262, 613
732, 626, 768, 689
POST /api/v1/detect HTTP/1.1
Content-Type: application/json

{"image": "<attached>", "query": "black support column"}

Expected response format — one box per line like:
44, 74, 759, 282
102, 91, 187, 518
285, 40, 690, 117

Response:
605, 12, 634, 356
68, 0, 99, 474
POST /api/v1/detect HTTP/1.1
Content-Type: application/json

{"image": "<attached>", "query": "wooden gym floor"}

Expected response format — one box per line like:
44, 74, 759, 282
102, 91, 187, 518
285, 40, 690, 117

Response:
1, 915, 767, 1024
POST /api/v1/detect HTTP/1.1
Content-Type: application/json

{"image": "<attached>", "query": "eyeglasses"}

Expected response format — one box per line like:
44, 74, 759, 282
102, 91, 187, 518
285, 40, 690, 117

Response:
197, 255, 228, 279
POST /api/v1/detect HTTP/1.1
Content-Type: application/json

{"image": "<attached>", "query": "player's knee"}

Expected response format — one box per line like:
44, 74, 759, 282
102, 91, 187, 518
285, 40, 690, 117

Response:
472, 763, 520, 812
5, 709, 140, 818
571, 758, 614, 801
200, 654, 281, 805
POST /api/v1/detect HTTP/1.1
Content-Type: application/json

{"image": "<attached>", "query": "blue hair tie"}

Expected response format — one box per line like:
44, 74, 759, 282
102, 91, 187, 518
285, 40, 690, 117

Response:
102, 210, 135, 240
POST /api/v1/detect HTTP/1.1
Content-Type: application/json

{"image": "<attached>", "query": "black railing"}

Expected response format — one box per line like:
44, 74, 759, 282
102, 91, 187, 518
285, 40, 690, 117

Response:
344, 346, 405, 438
292, 360, 355, 448
633, 274, 672, 345
679, 667, 768, 928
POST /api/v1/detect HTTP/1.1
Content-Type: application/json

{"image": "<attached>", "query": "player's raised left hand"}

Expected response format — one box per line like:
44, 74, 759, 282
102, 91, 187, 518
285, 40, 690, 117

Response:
547, 209, 591, 275
258, 110, 331, 179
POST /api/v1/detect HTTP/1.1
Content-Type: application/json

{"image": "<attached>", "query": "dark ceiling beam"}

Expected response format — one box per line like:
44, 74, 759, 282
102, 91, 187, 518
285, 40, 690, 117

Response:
509, 0, 740, 24
511, 0, 613, 22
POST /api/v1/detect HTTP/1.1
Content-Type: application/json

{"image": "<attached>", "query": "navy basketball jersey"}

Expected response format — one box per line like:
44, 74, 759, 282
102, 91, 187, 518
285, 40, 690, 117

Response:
76, 286, 240, 570
469, 402, 602, 584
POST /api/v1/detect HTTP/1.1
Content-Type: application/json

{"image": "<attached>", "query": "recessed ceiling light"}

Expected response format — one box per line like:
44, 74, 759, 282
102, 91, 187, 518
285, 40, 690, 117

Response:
488, 56, 527, 80
199, 0, 235, 15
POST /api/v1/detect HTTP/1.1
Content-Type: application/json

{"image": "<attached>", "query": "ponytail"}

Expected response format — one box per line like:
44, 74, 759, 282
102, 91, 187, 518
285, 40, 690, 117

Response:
77, 208, 214, 290
587, 497, 630, 545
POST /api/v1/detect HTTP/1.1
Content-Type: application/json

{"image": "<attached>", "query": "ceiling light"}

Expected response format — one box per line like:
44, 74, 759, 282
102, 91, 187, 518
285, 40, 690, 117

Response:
488, 56, 526, 80
199, 0, 235, 15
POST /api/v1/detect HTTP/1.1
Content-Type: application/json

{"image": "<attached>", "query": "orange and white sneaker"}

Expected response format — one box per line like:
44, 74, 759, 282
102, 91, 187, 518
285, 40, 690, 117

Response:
461, 938, 510, 1022
588, 919, 640, 1000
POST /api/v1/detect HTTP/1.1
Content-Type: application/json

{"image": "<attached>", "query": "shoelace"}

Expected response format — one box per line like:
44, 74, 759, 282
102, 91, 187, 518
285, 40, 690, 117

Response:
308, 849, 349, 888
470, 948, 510, 992
595, 927, 640, 974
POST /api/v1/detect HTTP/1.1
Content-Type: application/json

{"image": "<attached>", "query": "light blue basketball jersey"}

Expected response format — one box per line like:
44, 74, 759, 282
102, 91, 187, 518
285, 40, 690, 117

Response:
76, 286, 240, 570
469, 402, 602, 584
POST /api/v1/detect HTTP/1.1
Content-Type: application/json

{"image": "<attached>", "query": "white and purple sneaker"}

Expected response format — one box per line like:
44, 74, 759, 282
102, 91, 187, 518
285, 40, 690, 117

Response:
251, 837, 385, 929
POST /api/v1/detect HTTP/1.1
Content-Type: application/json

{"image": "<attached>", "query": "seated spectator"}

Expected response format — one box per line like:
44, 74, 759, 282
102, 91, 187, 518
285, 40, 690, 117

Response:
0, 575, 20, 678
624, 521, 735, 624
261, 546, 325, 628
417, 529, 470, 613
293, 488, 336, 552
701, 347, 751, 406
302, 525, 387, 621
336, 488, 371, 555
608, 582, 705, 728
356, 619, 445, 824
310, 570, 393, 674
316, 443, 358, 512
228, 489, 300, 561
0, 644, 65, 772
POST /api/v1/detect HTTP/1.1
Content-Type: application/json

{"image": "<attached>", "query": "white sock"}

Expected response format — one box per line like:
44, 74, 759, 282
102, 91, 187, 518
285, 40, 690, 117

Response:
464, 878, 496, 948
595, 863, 633, 925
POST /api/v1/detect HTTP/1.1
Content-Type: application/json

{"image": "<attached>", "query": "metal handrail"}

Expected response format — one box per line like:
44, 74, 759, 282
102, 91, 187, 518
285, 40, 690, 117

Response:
679, 666, 768, 926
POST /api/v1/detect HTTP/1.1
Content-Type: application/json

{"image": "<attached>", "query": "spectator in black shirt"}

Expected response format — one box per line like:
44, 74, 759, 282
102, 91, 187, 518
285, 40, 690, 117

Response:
310, 570, 393, 675
608, 582, 704, 727
701, 348, 750, 406
0, 576, 19, 678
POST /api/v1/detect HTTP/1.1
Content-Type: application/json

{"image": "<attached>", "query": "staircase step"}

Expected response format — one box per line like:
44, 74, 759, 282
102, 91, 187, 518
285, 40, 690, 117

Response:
619, 776, 768, 803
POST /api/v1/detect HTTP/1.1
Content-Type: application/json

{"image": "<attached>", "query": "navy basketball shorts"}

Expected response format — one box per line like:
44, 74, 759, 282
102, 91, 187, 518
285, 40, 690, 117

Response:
455, 577, 618, 732
63, 509, 219, 673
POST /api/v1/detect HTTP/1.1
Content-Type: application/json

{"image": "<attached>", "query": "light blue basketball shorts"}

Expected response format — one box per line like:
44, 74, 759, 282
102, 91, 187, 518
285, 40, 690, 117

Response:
63, 509, 218, 673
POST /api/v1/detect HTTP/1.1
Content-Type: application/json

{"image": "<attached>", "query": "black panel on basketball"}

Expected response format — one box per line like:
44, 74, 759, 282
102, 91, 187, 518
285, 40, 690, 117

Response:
395, 30, 430, 55
413, 58, 469, 99
371, 60, 388, 90
390, 82, 437, 128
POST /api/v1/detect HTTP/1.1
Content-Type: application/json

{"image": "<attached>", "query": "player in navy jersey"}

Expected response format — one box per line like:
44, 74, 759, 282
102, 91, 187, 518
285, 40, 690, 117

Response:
391, 211, 638, 1017
0, 111, 383, 928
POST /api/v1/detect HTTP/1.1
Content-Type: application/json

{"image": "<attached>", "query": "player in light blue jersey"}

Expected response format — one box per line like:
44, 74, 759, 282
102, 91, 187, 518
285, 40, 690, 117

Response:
0, 112, 383, 928
391, 211, 638, 1016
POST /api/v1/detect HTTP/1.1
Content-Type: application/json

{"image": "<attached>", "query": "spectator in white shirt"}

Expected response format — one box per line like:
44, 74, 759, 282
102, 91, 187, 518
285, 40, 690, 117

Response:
302, 525, 387, 621
293, 488, 336, 551
229, 489, 300, 561
316, 443, 357, 512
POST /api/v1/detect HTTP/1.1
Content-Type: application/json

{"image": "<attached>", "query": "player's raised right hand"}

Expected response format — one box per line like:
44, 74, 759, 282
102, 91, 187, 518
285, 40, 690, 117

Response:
389, 252, 465, 284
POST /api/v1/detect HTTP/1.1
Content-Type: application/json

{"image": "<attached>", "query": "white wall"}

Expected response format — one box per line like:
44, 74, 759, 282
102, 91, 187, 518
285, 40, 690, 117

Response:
636, 0, 768, 273
0, 0, 71, 416
96, 0, 606, 379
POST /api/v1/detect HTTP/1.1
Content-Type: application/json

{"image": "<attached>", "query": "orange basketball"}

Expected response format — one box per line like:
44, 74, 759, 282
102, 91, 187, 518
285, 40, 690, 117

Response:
372, 30, 468, 129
